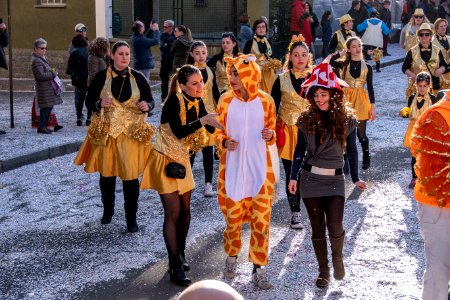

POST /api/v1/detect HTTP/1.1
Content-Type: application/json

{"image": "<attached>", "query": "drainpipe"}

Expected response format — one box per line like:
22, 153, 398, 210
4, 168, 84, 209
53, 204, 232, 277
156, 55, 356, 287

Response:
7, 0, 13, 128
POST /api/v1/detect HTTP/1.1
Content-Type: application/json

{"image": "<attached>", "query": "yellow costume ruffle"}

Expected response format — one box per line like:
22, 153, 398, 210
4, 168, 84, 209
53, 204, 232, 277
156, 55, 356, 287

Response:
140, 148, 194, 195
278, 124, 298, 160
403, 119, 416, 148
343, 87, 371, 121
74, 133, 151, 181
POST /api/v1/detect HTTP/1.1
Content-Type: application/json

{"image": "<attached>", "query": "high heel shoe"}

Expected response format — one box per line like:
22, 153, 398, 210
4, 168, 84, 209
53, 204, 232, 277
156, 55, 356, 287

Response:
168, 256, 191, 286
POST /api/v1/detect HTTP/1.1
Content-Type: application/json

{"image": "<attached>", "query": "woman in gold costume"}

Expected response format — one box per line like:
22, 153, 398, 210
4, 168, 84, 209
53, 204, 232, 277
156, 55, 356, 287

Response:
399, 8, 429, 53
270, 34, 312, 230
243, 17, 281, 93
207, 32, 240, 94
330, 37, 376, 170
140, 65, 223, 286
74, 41, 155, 233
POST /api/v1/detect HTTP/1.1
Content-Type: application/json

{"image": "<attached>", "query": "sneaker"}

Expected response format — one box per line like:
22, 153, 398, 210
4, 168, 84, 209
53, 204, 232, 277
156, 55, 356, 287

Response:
252, 267, 272, 290
204, 182, 214, 197
290, 212, 304, 229
223, 256, 237, 279
408, 178, 416, 189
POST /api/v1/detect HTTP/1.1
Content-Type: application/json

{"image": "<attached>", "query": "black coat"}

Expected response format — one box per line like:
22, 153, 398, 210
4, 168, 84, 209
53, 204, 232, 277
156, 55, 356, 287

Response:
0, 30, 8, 70
68, 47, 88, 88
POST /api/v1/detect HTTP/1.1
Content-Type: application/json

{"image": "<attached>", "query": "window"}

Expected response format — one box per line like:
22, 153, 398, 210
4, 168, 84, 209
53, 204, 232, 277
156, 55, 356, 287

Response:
35, 0, 66, 7
194, 0, 207, 7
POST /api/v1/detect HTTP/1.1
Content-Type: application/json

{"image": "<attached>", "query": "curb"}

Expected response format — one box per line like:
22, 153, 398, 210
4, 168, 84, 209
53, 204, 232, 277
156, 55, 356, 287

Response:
369, 57, 404, 69
0, 141, 82, 173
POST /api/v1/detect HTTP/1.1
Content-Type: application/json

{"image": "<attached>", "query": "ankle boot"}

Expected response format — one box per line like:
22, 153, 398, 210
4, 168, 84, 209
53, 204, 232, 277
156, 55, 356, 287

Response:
168, 256, 191, 286
312, 237, 330, 288
123, 181, 139, 233
179, 252, 190, 271
361, 138, 371, 170
330, 232, 345, 280
101, 193, 115, 224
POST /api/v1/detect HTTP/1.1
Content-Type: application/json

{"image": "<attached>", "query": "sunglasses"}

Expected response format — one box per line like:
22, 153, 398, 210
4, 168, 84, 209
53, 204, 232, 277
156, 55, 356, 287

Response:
77, 28, 87, 32
38, 47, 47, 50
163, 25, 172, 28
414, 15, 424, 19
418, 32, 431, 37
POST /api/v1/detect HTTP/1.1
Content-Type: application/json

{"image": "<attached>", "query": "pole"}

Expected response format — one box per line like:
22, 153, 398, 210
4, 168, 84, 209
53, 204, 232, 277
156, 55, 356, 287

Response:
7, 0, 13, 128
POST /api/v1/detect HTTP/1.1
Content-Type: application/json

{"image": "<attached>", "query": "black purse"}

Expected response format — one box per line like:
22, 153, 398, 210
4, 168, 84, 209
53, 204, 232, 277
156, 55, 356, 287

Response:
165, 162, 186, 179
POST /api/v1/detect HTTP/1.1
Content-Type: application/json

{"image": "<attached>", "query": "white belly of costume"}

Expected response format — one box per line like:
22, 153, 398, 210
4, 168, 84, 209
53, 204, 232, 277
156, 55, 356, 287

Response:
225, 96, 267, 201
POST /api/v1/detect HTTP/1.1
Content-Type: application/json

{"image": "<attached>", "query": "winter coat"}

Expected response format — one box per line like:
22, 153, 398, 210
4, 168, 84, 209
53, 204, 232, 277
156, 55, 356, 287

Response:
379, 7, 392, 28
87, 54, 107, 87
321, 19, 332, 43
31, 54, 63, 109
239, 23, 253, 47
0, 30, 8, 70
171, 34, 193, 72
68, 46, 88, 88
290, 0, 305, 33
348, 5, 369, 32
131, 29, 160, 70
160, 31, 176, 62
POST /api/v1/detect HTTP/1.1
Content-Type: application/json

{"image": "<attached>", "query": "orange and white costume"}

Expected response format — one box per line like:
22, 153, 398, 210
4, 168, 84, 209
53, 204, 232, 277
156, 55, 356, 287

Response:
214, 54, 276, 266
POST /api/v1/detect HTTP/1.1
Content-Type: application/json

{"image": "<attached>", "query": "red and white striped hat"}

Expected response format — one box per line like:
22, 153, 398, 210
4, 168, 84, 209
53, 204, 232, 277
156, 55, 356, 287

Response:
301, 61, 348, 98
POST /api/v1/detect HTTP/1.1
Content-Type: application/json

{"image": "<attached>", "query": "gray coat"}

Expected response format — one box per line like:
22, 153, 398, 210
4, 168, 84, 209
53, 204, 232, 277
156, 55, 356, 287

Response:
31, 53, 63, 108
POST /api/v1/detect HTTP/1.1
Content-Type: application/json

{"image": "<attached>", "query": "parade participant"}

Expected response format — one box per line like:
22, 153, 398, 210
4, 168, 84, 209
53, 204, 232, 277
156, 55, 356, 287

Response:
432, 18, 450, 89
207, 32, 240, 94
74, 41, 155, 233
270, 34, 312, 229
140, 65, 223, 286
243, 18, 281, 93
402, 23, 447, 100
400, 72, 437, 188
410, 90, 450, 300
288, 61, 367, 288
328, 14, 356, 54
186, 41, 220, 197
399, 8, 429, 53
330, 37, 376, 170
214, 54, 276, 289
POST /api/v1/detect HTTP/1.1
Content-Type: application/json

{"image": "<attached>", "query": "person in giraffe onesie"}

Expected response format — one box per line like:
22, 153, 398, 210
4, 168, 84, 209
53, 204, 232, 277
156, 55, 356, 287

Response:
214, 53, 276, 290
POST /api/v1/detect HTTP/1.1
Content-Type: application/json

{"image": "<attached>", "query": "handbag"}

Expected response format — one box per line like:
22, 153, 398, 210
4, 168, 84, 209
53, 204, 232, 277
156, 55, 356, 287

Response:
275, 121, 286, 147
51, 75, 63, 96
165, 162, 186, 179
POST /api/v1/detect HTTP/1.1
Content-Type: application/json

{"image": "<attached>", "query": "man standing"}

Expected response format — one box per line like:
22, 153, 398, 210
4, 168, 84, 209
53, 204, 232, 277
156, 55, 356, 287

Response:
159, 20, 175, 102
379, 0, 392, 55
131, 20, 160, 83
410, 90, 450, 300
0, 19, 8, 135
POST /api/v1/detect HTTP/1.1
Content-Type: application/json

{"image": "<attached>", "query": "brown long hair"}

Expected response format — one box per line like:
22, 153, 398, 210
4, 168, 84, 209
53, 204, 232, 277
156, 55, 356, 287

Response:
298, 87, 354, 148
167, 65, 201, 99
342, 36, 363, 81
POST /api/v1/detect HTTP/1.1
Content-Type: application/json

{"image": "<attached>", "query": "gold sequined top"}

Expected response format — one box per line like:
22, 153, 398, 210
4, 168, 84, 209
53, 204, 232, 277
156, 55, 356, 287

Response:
100, 68, 150, 140
432, 35, 450, 63
201, 66, 216, 114
215, 55, 232, 94
404, 24, 419, 53
410, 44, 440, 75
336, 30, 356, 52
341, 60, 368, 88
278, 71, 310, 126
409, 94, 433, 120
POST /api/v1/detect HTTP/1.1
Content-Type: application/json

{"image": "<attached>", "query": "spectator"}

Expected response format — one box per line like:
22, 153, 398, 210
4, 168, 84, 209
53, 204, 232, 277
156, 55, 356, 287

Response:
419, 0, 438, 23
305, 2, 319, 48
290, 0, 306, 34
290, 0, 314, 47
410, 90, 450, 300
171, 25, 193, 73
87, 37, 109, 88
400, 8, 430, 53
438, 0, 450, 25
321, 11, 332, 58
379, 0, 392, 55
361, 0, 377, 15
432, 18, 450, 89
347, 1, 368, 35
68, 35, 89, 126
130, 20, 160, 83
0, 19, 8, 135
357, 11, 390, 62
159, 20, 175, 102
31, 38, 63, 134
328, 14, 356, 53
238, 13, 253, 48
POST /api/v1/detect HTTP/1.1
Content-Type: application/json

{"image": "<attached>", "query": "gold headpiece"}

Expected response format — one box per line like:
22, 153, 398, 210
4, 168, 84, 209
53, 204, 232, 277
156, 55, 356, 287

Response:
287, 34, 306, 52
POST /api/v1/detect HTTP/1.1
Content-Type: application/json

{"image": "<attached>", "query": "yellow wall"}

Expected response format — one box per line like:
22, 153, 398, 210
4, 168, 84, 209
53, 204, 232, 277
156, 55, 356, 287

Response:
247, 0, 270, 25
0, 0, 95, 50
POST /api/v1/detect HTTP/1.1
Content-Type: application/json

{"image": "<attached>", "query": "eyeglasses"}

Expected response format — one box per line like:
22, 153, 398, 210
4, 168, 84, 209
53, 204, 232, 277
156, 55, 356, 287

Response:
256, 25, 266, 29
418, 32, 431, 37
77, 28, 87, 32
163, 25, 172, 28
38, 47, 47, 50
414, 15, 424, 19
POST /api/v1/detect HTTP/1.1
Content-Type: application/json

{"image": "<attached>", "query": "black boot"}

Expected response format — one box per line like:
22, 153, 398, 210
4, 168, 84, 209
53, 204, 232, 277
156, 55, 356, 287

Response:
375, 61, 381, 72
330, 232, 345, 280
101, 193, 115, 224
168, 255, 191, 286
180, 253, 190, 272
361, 138, 371, 170
123, 180, 139, 233
312, 237, 330, 288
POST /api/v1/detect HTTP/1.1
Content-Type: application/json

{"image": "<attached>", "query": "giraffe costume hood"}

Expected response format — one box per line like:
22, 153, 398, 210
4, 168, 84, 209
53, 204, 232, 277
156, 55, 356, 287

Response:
225, 54, 261, 101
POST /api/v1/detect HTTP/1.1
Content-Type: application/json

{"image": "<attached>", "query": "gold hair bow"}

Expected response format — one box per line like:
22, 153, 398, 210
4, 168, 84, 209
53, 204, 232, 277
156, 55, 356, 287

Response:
287, 34, 306, 51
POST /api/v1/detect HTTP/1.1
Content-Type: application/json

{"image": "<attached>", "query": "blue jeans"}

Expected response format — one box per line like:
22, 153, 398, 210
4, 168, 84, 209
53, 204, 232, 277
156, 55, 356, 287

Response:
39, 107, 53, 129
137, 68, 151, 83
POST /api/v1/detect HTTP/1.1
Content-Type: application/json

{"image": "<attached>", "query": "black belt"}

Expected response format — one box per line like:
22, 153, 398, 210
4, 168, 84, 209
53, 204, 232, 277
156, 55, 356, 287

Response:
303, 163, 343, 175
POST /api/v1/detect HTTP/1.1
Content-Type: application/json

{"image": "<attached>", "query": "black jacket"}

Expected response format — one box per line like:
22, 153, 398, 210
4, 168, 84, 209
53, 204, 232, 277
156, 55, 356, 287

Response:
68, 47, 88, 88
0, 30, 8, 70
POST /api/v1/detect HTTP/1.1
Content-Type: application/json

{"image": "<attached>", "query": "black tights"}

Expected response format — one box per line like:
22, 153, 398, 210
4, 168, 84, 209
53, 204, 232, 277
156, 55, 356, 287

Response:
190, 146, 213, 183
357, 120, 368, 144
281, 158, 300, 212
411, 156, 417, 178
160, 191, 191, 258
303, 196, 345, 239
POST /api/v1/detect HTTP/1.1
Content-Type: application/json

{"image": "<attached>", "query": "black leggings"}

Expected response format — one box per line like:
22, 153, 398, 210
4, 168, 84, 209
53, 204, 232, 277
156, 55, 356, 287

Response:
357, 120, 368, 144
281, 158, 301, 212
303, 196, 345, 239
160, 191, 191, 258
190, 146, 213, 183
411, 156, 417, 178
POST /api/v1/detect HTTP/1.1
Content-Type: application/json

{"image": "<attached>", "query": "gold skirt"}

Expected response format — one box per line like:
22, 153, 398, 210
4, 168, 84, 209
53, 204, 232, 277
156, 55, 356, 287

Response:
74, 133, 151, 181
278, 124, 298, 161
403, 119, 416, 148
343, 87, 371, 121
140, 148, 195, 195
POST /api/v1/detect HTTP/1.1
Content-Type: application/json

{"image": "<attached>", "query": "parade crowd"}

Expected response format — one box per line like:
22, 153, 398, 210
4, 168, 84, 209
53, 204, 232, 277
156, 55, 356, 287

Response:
1, 0, 448, 298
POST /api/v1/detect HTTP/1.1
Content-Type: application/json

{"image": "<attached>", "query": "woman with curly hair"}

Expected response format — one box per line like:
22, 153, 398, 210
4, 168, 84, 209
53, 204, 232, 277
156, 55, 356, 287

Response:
87, 37, 109, 88
288, 61, 367, 288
